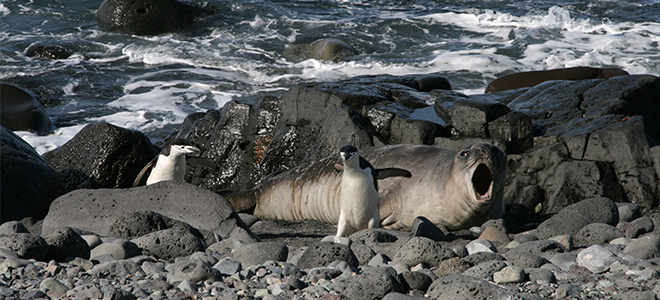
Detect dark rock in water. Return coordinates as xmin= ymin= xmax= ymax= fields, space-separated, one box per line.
xmin=24 ymin=44 xmax=73 ymax=60
xmin=44 ymin=227 xmax=90 ymax=262
xmin=283 ymin=38 xmax=358 ymax=62
xmin=0 ymin=233 xmax=49 ymax=260
xmin=0 ymin=83 xmax=52 ymax=135
xmin=297 ymin=242 xmax=359 ymax=269
xmin=535 ymin=197 xmax=619 ymax=240
xmin=42 ymin=181 xmax=258 ymax=242
xmin=133 ymin=229 xmax=205 ymax=261
xmin=97 ymin=0 xmax=215 ymax=35
xmin=42 ymin=122 xmax=160 ymax=191
xmin=1 ymin=126 xmax=65 ymax=223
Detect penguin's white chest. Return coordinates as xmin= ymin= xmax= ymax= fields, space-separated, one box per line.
xmin=339 ymin=168 xmax=379 ymax=228
xmin=146 ymin=154 xmax=187 ymax=185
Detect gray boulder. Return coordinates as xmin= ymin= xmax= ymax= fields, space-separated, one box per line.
xmin=283 ymin=38 xmax=359 ymax=62
xmin=426 ymin=274 xmax=525 ymax=300
xmin=1 ymin=126 xmax=65 ymax=223
xmin=392 ymin=237 xmax=456 ymax=268
xmin=167 ymin=259 xmax=220 ymax=284
xmin=573 ymin=223 xmax=624 ymax=248
xmin=44 ymin=227 xmax=90 ymax=261
xmin=42 ymin=181 xmax=258 ymax=242
xmin=108 ymin=210 xmax=216 ymax=246
xmin=132 ymin=229 xmax=205 ymax=261
xmin=297 ymin=242 xmax=358 ymax=269
xmin=0 ymin=83 xmax=52 ymax=134
xmin=535 ymin=197 xmax=619 ymax=239
xmin=90 ymin=239 xmax=141 ymax=260
xmin=349 ymin=229 xmax=410 ymax=260
xmin=42 ymin=122 xmax=159 ymax=191
xmin=232 ymin=242 xmax=288 ymax=268
xmin=333 ymin=267 xmax=405 ymax=300
xmin=97 ymin=0 xmax=214 ymax=35
xmin=88 ymin=259 xmax=146 ymax=278
xmin=0 ymin=233 xmax=48 ymax=260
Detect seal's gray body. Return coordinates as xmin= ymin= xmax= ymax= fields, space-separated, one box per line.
xmin=230 ymin=143 xmax=506 ymax=230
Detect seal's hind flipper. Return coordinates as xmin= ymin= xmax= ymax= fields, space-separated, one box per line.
xmin=376 ymin=168 xmax=412 ymax=179
xmin=187 ymin=157 xmax=220 ymax=171
xmin=133 ymin=159 xmax=156 ymax=187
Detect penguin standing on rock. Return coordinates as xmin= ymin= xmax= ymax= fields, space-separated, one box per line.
xmin=133 ymin=138 xmax=219 ymax=186
xmin=334 ymin=145 xmax=412 ymax=237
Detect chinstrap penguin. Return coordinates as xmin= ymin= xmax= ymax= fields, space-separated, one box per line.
xmin=133 ymin=138 xmax=219 ymax=186
xmin=334 ymin=145 xmax=411 ymax=237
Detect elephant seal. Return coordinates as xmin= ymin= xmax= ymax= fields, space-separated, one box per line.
xmin=485 ymin=67 xmax=629 ymax=93
xmin=229 ymin=142 xmax=506 ymax=230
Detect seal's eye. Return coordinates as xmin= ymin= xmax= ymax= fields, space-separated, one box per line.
xmin=460 ymin=150 xmax=468 ymax=157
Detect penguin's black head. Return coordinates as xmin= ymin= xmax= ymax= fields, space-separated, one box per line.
xmin=163 ymin=138 xmax=201 ymax=157
xmin=339 ymin=145 xmax=359 ymax=161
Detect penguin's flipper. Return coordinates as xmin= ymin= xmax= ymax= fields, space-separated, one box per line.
xmin=334 ymin=163 xmax=344 ymax=172
xmin=133 ymin=159 xmax=156 ymax=187
xmin=187 ymin=157 xmax=220 ymax=171
xmin=375 ymin=168 xmax=412 ymax=179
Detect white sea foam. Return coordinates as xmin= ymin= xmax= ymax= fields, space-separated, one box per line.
xmin=0 ymin=4 xmax=10 ymax=17
xmin=16 ymin=124 xmax=86 ymax=155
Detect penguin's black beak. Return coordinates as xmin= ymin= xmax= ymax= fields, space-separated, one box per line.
xmin=341 ymin=151 xmax=357 ymax=161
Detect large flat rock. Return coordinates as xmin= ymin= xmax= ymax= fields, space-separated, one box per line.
xmin=42 ymin=181 xmax=257 ymax=242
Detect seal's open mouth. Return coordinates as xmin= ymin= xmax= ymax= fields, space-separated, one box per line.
xmin=472 ymin=163 xmax=493 ymax=200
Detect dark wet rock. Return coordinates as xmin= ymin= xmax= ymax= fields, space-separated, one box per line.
xmin=333 ymin=266 xmax=404 ymax=300
xmin=283 ymin=38 xmax=359 ymax=62
xmin=535 ymin=197 xmax=619 ymax=239
xmin=0 ymin=233 xmax=48 ymax=260
xmin=297 ymin=242 xmax=358 ymax=269
xmin=488 ymin=111 xmax=534 ymax=154
xmin=539 ymin=160 xmax=623 ymax=214
xmin=24 ymin=44 xmax=73 ymax=60
xmin=44 ymin=227 xmax=90 ymax=261
xmin=232 ymin=241 xmax=288 ymax=268
xmin=97 ymin=0 xmax=215 ymax=35
xmin=426 ymin=274 xmax=525 ymax=300
xmin=574 ymin=223 xmax=624 ymax=248
xmin=1 ymin=126 xmax=65 ymax=223
xmin=448 ymin=98 xmax=511 ymax=137
xmin=42 ymin=181 xmax=257 ymax=242
xmin=133 ymin=229 xmax=205 ymax=262
xmin=0 ymin=83 xmax=52 ymax=134
xmin=42 ymin=122 xmax=160 ymax=191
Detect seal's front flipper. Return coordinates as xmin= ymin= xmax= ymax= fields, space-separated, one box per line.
xmin=187 ymin=157 xmax=220 ymax=171
xmin=133 ymin=159 xmax=155 ymax=187
xmin=334 ymin=163 xmax=344 ymax=172
xmin=376 ymin=168 xmax=412 ymax=179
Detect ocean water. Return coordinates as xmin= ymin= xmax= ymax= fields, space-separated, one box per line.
xmin=1 ymin=0 xmax=659 ymax=154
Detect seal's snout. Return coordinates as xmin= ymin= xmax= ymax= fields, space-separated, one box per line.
xmin=472 ymin=163 xmax=493 ymax=200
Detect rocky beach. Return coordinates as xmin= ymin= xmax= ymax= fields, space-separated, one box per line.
xmin=3 ymin=0 xmax=660 ymax=299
